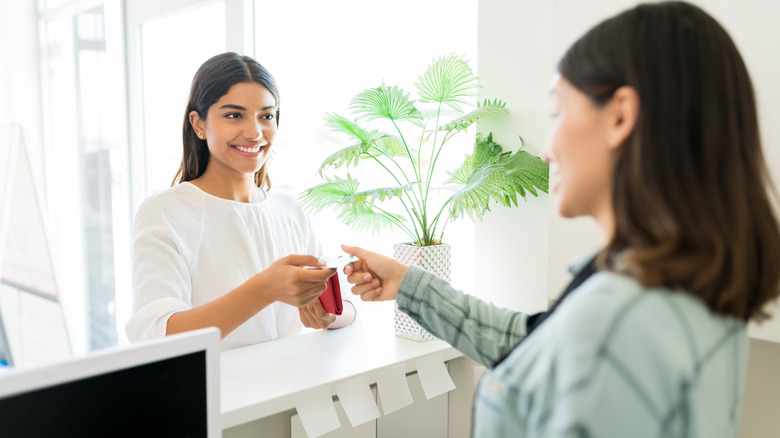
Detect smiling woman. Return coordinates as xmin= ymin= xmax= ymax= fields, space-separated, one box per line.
xmin=126 ymin=53 xmax=357 ymax=350
xmin=187 ymin=82 xmax=277 ymax=201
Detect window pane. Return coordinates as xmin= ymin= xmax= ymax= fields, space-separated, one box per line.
xmin=140 ymin=2 xmax=226 ymax=195
xmin=40 ymin=0 xmax=74 ymax=12
xmin=253 ymin=0 xmax=477 ymax=291
xmin=42 ymin=4 xmax=128 ymax=354
xmin=0 ymin=128 xmax=70 ymax=368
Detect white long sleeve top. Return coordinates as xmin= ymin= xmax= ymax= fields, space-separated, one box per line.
xmin=125 ymin=182 xmax=323 ymax=350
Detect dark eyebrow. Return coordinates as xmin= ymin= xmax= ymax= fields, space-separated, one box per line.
xmin=218 ymin=104 xmax=246 ymax=111
xmin=218 ymin=104 xmax=276 ymax=111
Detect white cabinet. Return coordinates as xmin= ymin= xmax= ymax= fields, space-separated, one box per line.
xmin=221 ymin=303 xmax=474 ymax=438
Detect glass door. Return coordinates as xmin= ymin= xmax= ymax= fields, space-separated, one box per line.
xmin=39 ymin=1 xmax=129 ymax=355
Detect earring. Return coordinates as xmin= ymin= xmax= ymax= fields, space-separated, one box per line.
xmin=197 ymin=132 xmax=205 ymax=140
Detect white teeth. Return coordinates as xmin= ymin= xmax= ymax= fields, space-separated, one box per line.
xmin=234 ymin=145 xmax=262 ymax=153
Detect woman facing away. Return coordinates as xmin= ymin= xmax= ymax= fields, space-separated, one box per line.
xmin=343 ymin=2 xmax=780 ymax=437
xmin=126 ymin=52 xmax=355 ymax=350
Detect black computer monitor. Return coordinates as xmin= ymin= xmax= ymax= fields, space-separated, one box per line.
xmin=0 ymin=328 xmax=221 ymax=438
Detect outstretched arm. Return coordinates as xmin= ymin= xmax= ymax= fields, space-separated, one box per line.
xmin=167 ymin=255 xmax=335 ymax=338
xmin=341 ymin=244 xmax=528 ymax=367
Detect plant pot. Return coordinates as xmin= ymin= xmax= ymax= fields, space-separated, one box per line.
xmin=392 ymin=243 xmax=451 ymax=342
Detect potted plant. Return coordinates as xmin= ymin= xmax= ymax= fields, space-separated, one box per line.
xmin=300 ymin=54 xmax=549 ymax=340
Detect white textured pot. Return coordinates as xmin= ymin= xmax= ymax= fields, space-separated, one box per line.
xmin=392 ymin=243 xmax=451 ymax=342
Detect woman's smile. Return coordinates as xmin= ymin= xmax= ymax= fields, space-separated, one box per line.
xmin=232 ymin=142 xmax=267 ymax=156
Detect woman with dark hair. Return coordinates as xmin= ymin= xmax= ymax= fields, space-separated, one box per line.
xmin=126 ymin=52 xmax=355 ymax=350
xmin=342 ymin=2 xmax=780 ymax=436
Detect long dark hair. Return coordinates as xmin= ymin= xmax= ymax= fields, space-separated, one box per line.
xmin=559 ymin=1 xmax=780 ymax=321
xmin=173 ymin=52 xmax=280 ymax=189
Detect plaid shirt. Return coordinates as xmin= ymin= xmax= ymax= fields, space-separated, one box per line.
xmin=398 ymin=264 xmax=747 ymax=437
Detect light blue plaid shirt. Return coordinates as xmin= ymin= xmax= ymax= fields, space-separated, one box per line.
xmin=397 ymin=265 xmax=747 ymax=437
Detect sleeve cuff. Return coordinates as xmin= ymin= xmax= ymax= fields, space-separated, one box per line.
xmin=125 ymin=297 xmax=190 ymax=342
xmin=397 ymin=265 xmax=435 ymax=316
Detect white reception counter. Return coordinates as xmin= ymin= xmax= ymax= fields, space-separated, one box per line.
xmin=220 ymin=301 xmax=477 ymax=437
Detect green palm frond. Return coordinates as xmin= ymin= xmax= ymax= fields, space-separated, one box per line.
xmin=446 ymin=166 xmax=506 ymax=221
xmin=349 ymin=83 xmax=424 ymax=127
xmin=415 ymin=53 xmax=479 ymax=112
xmin=336 ymin=204 xmax=406 ymax=234
xmin=440 ymin=99 xmax=509 ymax=133
xmin=316 ymin=144 xmax=364 ymax=176
xmin=445 ymin=133 xmax=549 ymax=220
xmin=298 ymin=175 xmax=359 ymax=213
xmin=499 ymin=149 xmax=550 ymax=206
xmin=472 ymin=132 xmax=504 ymax=167
xmin=445 ymin=150 xmax=475 ymax=185
xmin=444 ymin=133 xmax=504 ymax=220
xmin=320 ymin=116 xmax=405 ymax=176
xmin=369 ymin=136 xmax=407 ymax=159
xmin=350 ymin=184 xmax=411 ymax=207
xmin=323 ymin=113 xmax=378 ymax=143
xmin=446 ymin=132 xmax=502 ymax=184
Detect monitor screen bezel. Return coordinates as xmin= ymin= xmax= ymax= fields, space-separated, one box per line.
xmin=0 ymin=327 xmax=221 ymax=437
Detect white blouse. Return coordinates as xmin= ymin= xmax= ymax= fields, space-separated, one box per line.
xmin=126 ymin=182 xmax=323 ymax=350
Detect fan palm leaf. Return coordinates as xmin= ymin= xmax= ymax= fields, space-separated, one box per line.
xmin=316 ymin=144 xmax=364 ymax=176
xmin=446 ymin=132 xmax=503 ymax=184
xmin=446 ymin=165 xmax=505 ymax=221
xmin=445 ymin=134 xmax=549 ymax=220
xmin=499 ymin=150 xmax=550 ymax=206
xmin=300 ymin=174 xmax=412 ymax=212
xmin=350 ymin=184 xmax=411 ymax=207
xmin=337 ymin=204 xmax=406 ymax=234
xmin=445 ymin=150 xmax=475 ymax=186
xmin=370 ymin=136 xmax=407 ymax=159
xmin=349 ymin=83 xmax=424 ymax=127
xmin=440 ymin=99 xmax=509 ymax=133
xmin=298 ymin=175 xmax=359 ymax=213
xmin=318 ymin=134 xmax=414 ymax=176
xmin=415 ymin=53 xmax=479 ymax=112
xmin=323 ymin=112 xmax=378 ymax=144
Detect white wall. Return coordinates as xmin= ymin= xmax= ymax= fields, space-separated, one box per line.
xmin=740 ymin=339 xmax=780 ymax=437
xmin=473 ymin=1 xmax=553 ymax=314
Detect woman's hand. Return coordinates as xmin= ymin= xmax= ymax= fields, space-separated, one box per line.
xmin=255 ymin=255 xmax=335 ymax=307
xmin=299 ymin=299 xmax=337 ymax=329
xmin=341 ymin=244 xmax=408 ymax=301
xmin=167 ymin=255 xmax=334 ymax=339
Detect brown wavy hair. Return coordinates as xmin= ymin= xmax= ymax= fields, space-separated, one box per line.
xmin=172 ymin=52 xmax=280 ymax=189
xmin=559 ymin=1 xmax=780 ymax=321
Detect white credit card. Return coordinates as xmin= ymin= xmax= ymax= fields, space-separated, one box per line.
xmin=319 ymin=254 xmax=358 ymax=269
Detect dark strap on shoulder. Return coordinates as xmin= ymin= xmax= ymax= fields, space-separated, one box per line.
xmin=492 ymin=255 xmax=597 ymax=368
xmin=525 ymin=255 xmax=598 ymax=335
